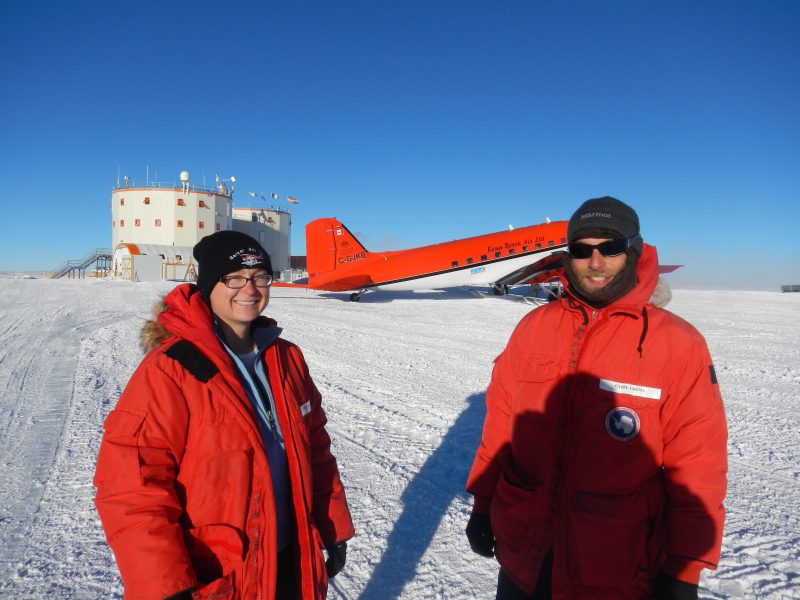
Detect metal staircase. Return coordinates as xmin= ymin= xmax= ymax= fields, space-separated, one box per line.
xmin=50 ymin=248 xmax=113 ymax=279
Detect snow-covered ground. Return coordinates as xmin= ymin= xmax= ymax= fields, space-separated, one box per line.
xmin=0 ymin=279 xmax=797 ymax=599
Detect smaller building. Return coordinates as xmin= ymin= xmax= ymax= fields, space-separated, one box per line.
xmin=111 ymin=244 xmax=196 ymax=282
xmin=231 ymin=206 xmax=291 ymax=277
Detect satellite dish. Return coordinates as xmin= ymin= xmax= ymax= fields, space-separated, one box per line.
xmin=179 ymin=171 xmax=190 ymax=183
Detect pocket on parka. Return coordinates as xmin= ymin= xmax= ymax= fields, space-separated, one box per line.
xmin=567 ymin=490 xmax=649 ymax=585
xmin=94 ymin=408 xmax=147 ymax=488
xmin=185 ymin=523 xmax=246 ymax=585
xmin=490 ymin=468 xmax=546 ymax=559
xmin=191 ymin=566 xmax=240 ymax=599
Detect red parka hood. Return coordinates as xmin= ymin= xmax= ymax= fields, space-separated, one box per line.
xmin=139 ymin=283 xmax=280 ymax=364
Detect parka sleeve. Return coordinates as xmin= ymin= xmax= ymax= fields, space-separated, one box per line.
xmin=465 ymin=332 xmax=518 ymax=514
xmin=289 ymin=346 xmax=355 ymax=546
xmin=93 ymin=359 xmax=198 ymax=599
xmin=660 ymin=336 xmax=728 ymax=584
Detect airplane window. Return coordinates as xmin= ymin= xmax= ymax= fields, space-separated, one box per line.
xmin=548 ymin=240 xmax=554 ymax=247
xmin=481 ymin=255 xmax=487 ymax=261
xmin=535 ymin=243 xmax=541 ymax=249
xmin=495 ymin=252 xmax=501 ymax=258
xmin=466 ymin=258 xmax=473 ymax=265
xmin=452 ymin=261 xmax=458 ymax=267
xmin=509 ymin=249 xmax=516 ymax=255
xmin=522 ymin=246 xmax=528 ymax=252
xmin=560 ymin=237 xmax=566 ymax=243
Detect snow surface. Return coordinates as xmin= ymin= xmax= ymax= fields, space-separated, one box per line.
xmin=0 ymin=279 xmax=798 ymax=599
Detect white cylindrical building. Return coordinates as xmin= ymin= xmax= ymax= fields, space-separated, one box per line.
xmin=111 ymin=172 xmax=232 ymax=249
xmin=109 ymin=171 xmax=291 ymax=282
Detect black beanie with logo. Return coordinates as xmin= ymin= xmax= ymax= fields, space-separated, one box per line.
xmin=193 ymin=230 xmax=273 ymax=301
xmin=567 ymin=196 xmax=643 ymax=254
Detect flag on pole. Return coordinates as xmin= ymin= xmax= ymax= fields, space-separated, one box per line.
xmin=287 ymin=196 xmax=299 ymax=204
xmin=247 ymin=192 xmax=258 ymax=197
xmin=271 ymin=193 xmax=279 ymax=200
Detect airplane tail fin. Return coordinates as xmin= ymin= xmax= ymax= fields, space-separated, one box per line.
xmin=306 ymin=218 xmax=370 ymax=288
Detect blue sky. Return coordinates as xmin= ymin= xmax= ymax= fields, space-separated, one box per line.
xmin=1 ymin=1 xmax=798 ymax=290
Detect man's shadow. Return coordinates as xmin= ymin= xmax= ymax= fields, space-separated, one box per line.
xmin=357 ymin=392 xmax=486 ymax=600
xmin=467 ymin=372 xmax=724 ymax=596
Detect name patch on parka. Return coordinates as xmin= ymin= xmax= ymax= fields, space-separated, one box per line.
xmin=599 ymin=378 xmax=661 ymax=400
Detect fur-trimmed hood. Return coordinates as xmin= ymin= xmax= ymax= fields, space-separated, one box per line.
xmin=650 ymin=276 xmax=672 ymax=309
xmin=140 ymin=299 xmax=171 ymax=353
xmin=139 ymin=284 xmax=282 ymax=358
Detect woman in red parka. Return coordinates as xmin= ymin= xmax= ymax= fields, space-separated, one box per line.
xmin=94 ymin=231 xmax=354 ymax=600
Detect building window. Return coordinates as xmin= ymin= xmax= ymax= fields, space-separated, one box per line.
xmin=199 ymin=200 xmax=207 ymax=208
xmin=120 ymin=198 xmax=125 ymax=206
xmin=199 ymin=221 xmax=205 ymax=229
xmin=112 ymin=221 xmax=115 ymax=228
xmin=177 ymin=220 xmax=184 ymax=228
xmin=216 ymin=223 xmax=221 ymax=231
xmin=120 ymin=219 xmax=125 ymax=227
xmin=144 ymin=197 xmax=150 ymax=205
xmin=176 ymin=255 xmax=183 ymax=261
xmin=155 ymin=219 xmax=161 ymax=227
xmin=177 ymin=198 xmax=186 ymax=206
xmin=135 ymin=219 xmax=141 ymax=227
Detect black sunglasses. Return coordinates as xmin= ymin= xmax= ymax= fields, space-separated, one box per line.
xmin=568 ymin=235 xmax=640 ymax=259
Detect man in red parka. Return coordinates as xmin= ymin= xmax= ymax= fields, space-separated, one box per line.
xmin=94 ymin=231 xmax=354 ymax=599
xmin=465 ymin=197 xmax=727 ymax=600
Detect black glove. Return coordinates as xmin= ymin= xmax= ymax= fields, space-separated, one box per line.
xmin=465 ymin=512 xmax=495 ymax=558
xmin=653 ymin=572 xmax=698 ymax=600
xmin=325 ymin=541 xmax=347 ymax=578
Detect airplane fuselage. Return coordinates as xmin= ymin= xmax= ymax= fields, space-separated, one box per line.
xmin=306 ymin=219 xmax=569 ymax=293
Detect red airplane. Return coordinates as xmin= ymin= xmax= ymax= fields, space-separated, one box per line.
xmin=303 ymin=217 xmax=571 ymax=301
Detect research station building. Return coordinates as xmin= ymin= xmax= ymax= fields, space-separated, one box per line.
xmin=110 ymin=171 xmax=290 ymax=282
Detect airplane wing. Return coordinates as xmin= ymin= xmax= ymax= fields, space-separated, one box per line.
xmin=501 ymin=254 xmax=682 ymax=287
xmin=496 ymin=251 xmax=568 ymax=287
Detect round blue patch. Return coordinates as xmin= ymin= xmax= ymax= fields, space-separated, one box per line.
xmin=605 ymin=407 xmax=641 ymax=441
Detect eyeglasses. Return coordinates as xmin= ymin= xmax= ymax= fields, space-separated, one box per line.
xmin=220 ymin=274 xmax=273 ymax=289
xmin=568 ymin=235 xmax=640 ymax=259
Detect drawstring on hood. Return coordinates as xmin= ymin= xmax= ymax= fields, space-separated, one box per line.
xmin=637 ymin=307 xmax=649 ymax=358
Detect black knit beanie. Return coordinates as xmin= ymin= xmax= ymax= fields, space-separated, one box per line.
xmin=567 ymin=196 xmax=643 ymax=255
xmin=193 ymin=230 xmax=273 ymax=301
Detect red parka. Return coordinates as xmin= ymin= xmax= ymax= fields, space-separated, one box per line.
xmin=466 ymin=244 xmax=727 ymax=599
xmin=94 ymin=284 xmax=355 ymax=599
